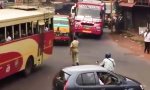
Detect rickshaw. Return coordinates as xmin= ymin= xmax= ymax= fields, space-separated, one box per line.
xmin=53 ymin=15 xmax=73 ymax=44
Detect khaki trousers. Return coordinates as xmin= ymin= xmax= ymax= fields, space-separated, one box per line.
xmin=71 ymin=51 xmax=79 ymax=65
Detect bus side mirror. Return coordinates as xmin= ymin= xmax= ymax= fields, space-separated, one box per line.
xmin=50 ymin=18 xmax=53 ymax=30
xmin=71 ymin=6 xmax=76 ymax=17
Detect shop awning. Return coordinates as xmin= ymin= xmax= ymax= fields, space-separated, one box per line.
xmin=119 ymin=2 xmax=136 ymax=8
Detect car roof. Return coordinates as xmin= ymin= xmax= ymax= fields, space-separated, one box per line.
xmin=79 ymin=1 xmax=103 ymax=5
xmin=62 ymin=65 xmax=107 ymax=75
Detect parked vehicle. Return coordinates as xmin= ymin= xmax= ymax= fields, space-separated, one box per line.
xmin=53 ymin=15 xmax=73 ymax=44
xmin=53 ymin=65 xmax=144 ymax=90
xmin=70 ymin=1 xmax=105 ymax=39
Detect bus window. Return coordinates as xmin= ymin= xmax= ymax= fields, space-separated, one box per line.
xmin=39 ymin=25 xmax=44 ymax=33
xmin=6 ymin=26 xmax=12 ymax=41
xmin=27 ymin=22 xmax=33 ymax=36
xmin=21 ymin=23 xmax=27 ymax=37
xmin=0 ymin=27 xmax=5 ymax=43
xmin=45 ymin=18 xmax=49 ymax=27
xmin=49 ymin=18 xmax=53 ymax=30
xmin=33 ymin=21 xmax=39 ymax=34
xmin=39 ymin=20 xmax=45 ymax=33
xmin=14 ymin=24 xmax=20 ymax=39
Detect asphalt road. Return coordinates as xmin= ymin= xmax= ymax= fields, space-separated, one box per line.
xmin=0 ymin=2 xmax=150 ymax=90
xmin=0 ymin=29 xmax=150 ymax=90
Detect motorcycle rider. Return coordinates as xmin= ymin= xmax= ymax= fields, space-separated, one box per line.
xmin=99 ymin=53 xmax=115 ymax=72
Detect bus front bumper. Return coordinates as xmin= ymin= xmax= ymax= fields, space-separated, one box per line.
xmin=54 ymin=36 xmax=70 ymax=41
xmin=74 ymin=29 xmax=103 ymax=35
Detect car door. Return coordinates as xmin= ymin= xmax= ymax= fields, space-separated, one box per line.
xmin=76 ymin=72 xmax=105 ymax=90
xmin=96 ymin=71 xmax=125 ymax=90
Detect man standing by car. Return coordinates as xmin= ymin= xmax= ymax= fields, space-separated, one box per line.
xmin=100 ymin=53 xmax=115 ymax=71
xmin=70 ymin=36 xmax=79 ymax=66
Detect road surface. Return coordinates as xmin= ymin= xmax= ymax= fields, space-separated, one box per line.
xmin=0 ymin=29 xmax=150 ymax=90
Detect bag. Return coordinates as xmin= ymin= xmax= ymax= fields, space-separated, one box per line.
xmin=108 ymin=58 xmax=115 ymax=67
xmin=101 ymin=64 xmax=104 ymax=67
xmin=101 ymin=63 xmax=105 ymax=67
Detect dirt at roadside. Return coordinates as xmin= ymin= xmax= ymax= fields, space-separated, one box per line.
xmin=109 ymin=31 xmax=150 ymax=61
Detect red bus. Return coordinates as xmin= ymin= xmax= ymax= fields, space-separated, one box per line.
xmin=0 ymin=6 xmax=55 ymax=79
xmin=71 ymin=1 xmax=105 ymax=39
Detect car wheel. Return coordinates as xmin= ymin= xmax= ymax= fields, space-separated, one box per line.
xmin=95 ymin=34 xmax=102 ymax=39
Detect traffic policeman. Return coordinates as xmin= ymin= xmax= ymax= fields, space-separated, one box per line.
xmin=70 ymin=36 xmax=79 ymax=66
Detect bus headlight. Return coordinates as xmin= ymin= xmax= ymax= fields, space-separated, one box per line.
xmin=96 ymin=27 xmax=101 ymax=31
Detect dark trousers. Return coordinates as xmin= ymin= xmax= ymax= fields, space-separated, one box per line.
xmin=144 ymin=42 xmax=150 ymax=53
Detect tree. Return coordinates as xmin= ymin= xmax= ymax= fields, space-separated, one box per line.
xmin=114 ymin=0 xmax=122 ymax=15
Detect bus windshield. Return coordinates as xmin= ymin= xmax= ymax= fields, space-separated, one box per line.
xmin=53 ymin=18 xmax=69 ymax=26
xmin=77 ymin=5 xmax=101 ymax=18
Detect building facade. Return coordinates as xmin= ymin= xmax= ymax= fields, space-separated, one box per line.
xmin=119 ymin=0 xmax=150 ymax=31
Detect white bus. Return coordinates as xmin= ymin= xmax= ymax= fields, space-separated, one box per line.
xmin=0 ymin=6 xmax=55 ymax=79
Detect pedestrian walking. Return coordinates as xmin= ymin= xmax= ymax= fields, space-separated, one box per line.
xmin=99 ymin=53 xmax=115 ymax=72
xmin=118 ymin=14 xmax=124 ymax=33
xmin=114 ymin=15 xmax=119 ymax=33
xmin=107 ymin=15 xmax=114 ymax=33
xmin=144 ymin=29 xmax=150 ymax=54
xmin=70 ymin=36 xmax=79 ymax=66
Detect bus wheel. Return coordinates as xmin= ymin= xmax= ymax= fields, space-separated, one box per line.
xmin=96 ymin=31 xmax=103 ymax=39
xmin=23 ymin=57 xmax=34 ymax=76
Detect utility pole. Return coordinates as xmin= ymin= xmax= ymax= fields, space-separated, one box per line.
xmin=109 ymin=0 xmax=113 ymax=33
xmin=110 ymin=0 xmax=112 ymax=15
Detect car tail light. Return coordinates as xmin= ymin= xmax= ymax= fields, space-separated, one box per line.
xmin=63 ymin=81 xmax=68 ymax=90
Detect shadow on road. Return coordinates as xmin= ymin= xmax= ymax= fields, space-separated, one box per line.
xmin=76 ymin=28 xmax=111 ymax=40
xmin=0 ymin=66 xmax=45 ymax=89
xmin=54 ymin=42 xmax=70 ymax=46
xmin=0 ymin=72 xmax=23 ymax=89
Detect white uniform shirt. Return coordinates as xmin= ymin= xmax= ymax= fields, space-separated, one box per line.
xmin=100 ymin=58 xmax=115 ymax=71
xmin=144 ymin=32 xmax=150 ymax=42
xmin=99 ymin=79 xmax=104 ymax=85
xmin=45 ymin=27 xmax=49 ymax=32
xmin=6 ymin=36 xmax=12 ymax=41
xmin=70 ymin=40 xmax=79 ymax=53
xmin=70 ymin=40 xmax=79 ymax=49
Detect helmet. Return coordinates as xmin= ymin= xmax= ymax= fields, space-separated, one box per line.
xmin=105 ymin=53 xmax=111 ymax=58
